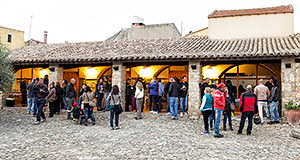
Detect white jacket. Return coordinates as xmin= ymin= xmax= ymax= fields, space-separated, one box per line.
xmin=135 ymin=87 xmax=144 ymax=99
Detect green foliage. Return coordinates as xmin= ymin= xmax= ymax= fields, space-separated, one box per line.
xmin=285 ymin=100 xmax=300 ymax=110
xmin=0 ymin=43 xmax=15 ymax=91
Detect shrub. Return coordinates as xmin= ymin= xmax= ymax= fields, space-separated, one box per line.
xmin=285 ymin=100 xmax=300 ymax=110
xmin=0 ymin=43 xmax=15 ymax=91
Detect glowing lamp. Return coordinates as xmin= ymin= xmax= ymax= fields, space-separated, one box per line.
xmin=39 ymin=69 xmax=48 ymax=78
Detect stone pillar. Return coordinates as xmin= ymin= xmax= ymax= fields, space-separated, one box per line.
xmin=281 ymin=59 xmax=298 ymax=124
xmin=112 ymin=62 xmax=126 ymax=110
xmin=49 ymin=64 xmax=63 ymax=86
xmin=188 ymin=61 xmax=202 ymax=119
xmin=0 ymin=91 xmax=2 ymax=109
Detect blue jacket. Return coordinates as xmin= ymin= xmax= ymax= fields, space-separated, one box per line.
xmin=148 ymin=82 xmax=159 ymax=96
xmin=27 ymin=82 xmax=35 ymax=98
xmin=158 ymin=82 xmax=164 ymax=96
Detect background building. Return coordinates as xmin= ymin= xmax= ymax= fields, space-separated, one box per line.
xmin=0 ymin=26 xmax=25 ymax=50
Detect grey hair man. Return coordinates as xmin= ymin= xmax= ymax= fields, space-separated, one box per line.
xmin=254 ymin=79 xmax=270 ymax=124
xmin=66 ymin=78 xmax=76 ymax=119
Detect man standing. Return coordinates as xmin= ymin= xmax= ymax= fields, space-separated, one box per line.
xmin=66 ymin=78 xmax=76 ymax=119
xmin=164 ymin=78 xmax=173 ymax=115
xmin=33 ymin=79 xmax=49 ymax=125
xmin=169 ymin=77 xmax=181 ymax=120
xmin=157 ymin=79 xmax=164 ymax=113
xmin=27 ymin=78 xmax=36 ymax=114
xmin=268 ymin=79 xmax=280 ymax=124
xmin=201 ymin=78 xmax=210 ymax=98
xmin=179 ymin=76 xmax=189 ymax=117
xmin=210 ymin=80 xmax=217 ymax=89
xmin=213 ymin=83 xmax=227 ymax=138
xmin=104 ymin=76 xmax=111 ymax=111
xmin=254 ymin=79 xmax=270 ymax=124
xmin=125 ymin=78 xmax=133 ymax=112
xmin=148 ymin=79 xmax=159 ymax=114
xmin=265 ymin=76 xmax=275 ymax=92
xmin=237 ymin=85 xmax=258 ymax=135
xmin=20 ymin=78 xmax=28 ymax=107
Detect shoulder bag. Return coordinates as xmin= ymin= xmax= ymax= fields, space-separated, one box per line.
xmin=112 ymin=94 xmax=123 ymax=114
xmin=86 ymin=92 xmax=96 ymax=108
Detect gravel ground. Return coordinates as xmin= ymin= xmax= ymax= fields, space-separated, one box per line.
xmin=0 ymin=107 xmax=299 ymax=159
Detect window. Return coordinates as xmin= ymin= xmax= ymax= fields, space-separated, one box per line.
xmin=7 ymin=34 xmax=12 ymax=43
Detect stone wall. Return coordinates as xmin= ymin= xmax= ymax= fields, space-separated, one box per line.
xmin=111 ymin=62 xmax=126 ymax=110
xmin=49 ymin=64 xmax=63 ymax=86
xmin=188 ymin=61 xmax=202 ymax=119
xmin=281 ymin=59 xmax=300 ymax=122
xmin=0 ymin=91 xmax=2 ymax=109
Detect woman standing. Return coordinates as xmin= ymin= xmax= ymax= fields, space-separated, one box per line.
xmin=95 ymin=78 xmax=104 ymax=111
xmin=200 ymin=87 xmax=213 ymax=135
xmin=46 ymin=82 xmax=57 ymax=118
xmin=107 ymin=85 xmax=121 ymax=130
xmin=81 ymin=86 xmax=96 ymax=126
xmin=135 ymin=80 xmax=144 ymax=119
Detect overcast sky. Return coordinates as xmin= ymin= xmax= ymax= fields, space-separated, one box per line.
xmin=0 ymin=0 xmax=298 ymax=44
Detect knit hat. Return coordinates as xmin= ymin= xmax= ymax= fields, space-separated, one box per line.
xmin=217 ymin=83 xmax=226 ymax=88
xmin=73 ymin=102 xmax=78 ymax=106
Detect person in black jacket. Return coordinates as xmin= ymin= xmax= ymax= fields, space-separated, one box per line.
xmin=223 ymin=92 xmax=234 ymax=131
xmin=55 ymin=82 xmax=64 ymax=115
xmin=33 ymin=78 xmax=49 ymax=125
xmin=164 ymin=77 xmax=174 ymax=114
xmin=201 ymin=78 xmax=210 ymax=98
xmin=268 ymin=79 xmax=280 ymax=124
xmin=95 ymin=78 xmax=104 ymax=111
xmin=125 ymin=78 xmax=133 ymax=111
xmin=20 ymin=78 xmax=28 ymax=107
xmin=103 ymin=76 xmax=111 ymax=111
xmin=62 ymin=80 xmax=68 ymax=110
xmin=169 ymin=77 xmax=181 ymax=120
xmin=66 ymin=78 xmax=76 ymax=119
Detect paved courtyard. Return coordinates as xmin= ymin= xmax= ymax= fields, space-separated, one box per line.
xmin=0 ymin=107 xmax=299 ymax=159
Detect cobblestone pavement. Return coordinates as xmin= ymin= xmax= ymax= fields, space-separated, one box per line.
xmin=0 ymin=107 xmax=299 ymax=159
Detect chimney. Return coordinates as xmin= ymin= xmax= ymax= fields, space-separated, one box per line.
xmin=132 ymin=16 xmax=145 ymax=26
xmin=43 ymin=31 xmax=48 ymax=44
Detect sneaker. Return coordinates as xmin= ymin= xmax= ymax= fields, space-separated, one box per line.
xmin=171 ymin=116 xmax=175 ymax=120
xmin=261 ymin=122 xmax=264 ymax=125
xmin=223 ymin=128 xmax=227 ymax=131
xmin=180 ymin=112 xmax=183 ymax=118
xmin=85 ymin=123 xmax=88 ymax=126
xmin=111 ymin=127 xmax=114 ymax=130
xmin=153 ymin=111 xmax=158 ymax=114
xmin=275 ymin=121 xmax=280 ymax=124
xmin=41 ymin=119 xmax=46 ymax=123
xmin=92 ymin=122 xmax=95 ymax=125
xmin=184 ymin=112 xmax=188 ymax=116
xmin=115 ymin=126 xmax=120 ymax=130
xmin=165 ymin=112 xmax=171 ymax=115
xmin=202 ymin=130 xmax=209 ymax=135
xmin=230 ymin=128 xmax=234 ymax=131
xmin=34 ymin=121 xmax=40 ymax=125
xmin=236 ymin=132 xmax=242 ymax=135
xmin=267 ymin=121 xmax=275 ymax=124
xmin=214 ymin=134 xmax=224 ymax=138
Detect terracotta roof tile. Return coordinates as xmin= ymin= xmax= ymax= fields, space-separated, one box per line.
xmin=10 ymin=35 xmax=300 ymax=65
xmin=208 ymin=5 xmax=293 ymax=18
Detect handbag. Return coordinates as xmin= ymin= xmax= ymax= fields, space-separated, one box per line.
xmin=112 ymin=94 xmax=123 ymax=114
xmin=85 ymin=93 xmax=96 ymax=108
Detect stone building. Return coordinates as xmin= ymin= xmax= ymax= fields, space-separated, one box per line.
xmin=0 ymin=26 xmax=26 ymax=50
xmin=8 ymin=5 xmax=300 ymax=119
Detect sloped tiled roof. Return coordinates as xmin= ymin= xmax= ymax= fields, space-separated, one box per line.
xmin=208 ymin=5 xmax=293 ymax=18
xmin=10 ymin=35 xmax=300 ymax=65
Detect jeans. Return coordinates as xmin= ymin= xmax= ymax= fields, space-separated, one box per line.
xmin=180 ymin=96 xmax=188 ymax=113
xmin=150 ymin=95 xmax=158 ymax=111
xmin=66 ymin=97 xmax=75 ymax=119
xmin=223 ymin=111 xmax=232 ymax=129
xmin=158 ymin=96 xmax=162 ymax=112
xmin=78 ymin=96 xmax=83 ymax=107
xmin=105 ymin=93 xmax=110 ymax=110
xmin=166 ymin=95 xmax=170 ymax=113
xmin=136 ymin=98 xmax=143 ymax=118
xmin=110 ymin=108 xmax=119 ymax=127
xmin=170 ymin=97 xmax=179 ymax=118
xmin=202 ymin=110 xmax=212 ymax=132
xmin=27 ymin=97 xmax=35 ymax=114
xmin=84 ymin=107 xmax=95 ymax=123
xmin=258 ymin=101 xmax=268 ymax=123
xmin=209 ymin=110 xmax=215 ymax=129
xmin=96 ymin=93 xmax=104 ymax=111
xmin=36 ymin=99 xmax=46 ymax=122
xmin=63 ymin=97 xmax=67 ymax=110
xmin=270 ymin=101 xmax=279 ymax=121
xmin=32 ymin=98 xmax=38 ymax=116
xmin=238 ymin=111 xmax=254 ymax=134
xmin=214 ymin=109 xmax=223 ymax=136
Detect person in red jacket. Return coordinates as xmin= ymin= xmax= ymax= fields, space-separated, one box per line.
xmin=237 ymin=85 xmax=258 ymax=135
xmin=213 ymin=83 xmax=227 ymax=138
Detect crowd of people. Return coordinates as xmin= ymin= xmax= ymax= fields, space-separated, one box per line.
xmin=20 ymin=74 xmax=281 ymax=136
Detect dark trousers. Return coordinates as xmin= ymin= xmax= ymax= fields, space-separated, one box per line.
xmin=209 ymin=110 xmax=215 ymax=129
xmin=110 ymin=108 xmax=119 ymax=127
xmin=202 ymin=110 xmax=212 ymax=132
xmin=55 ymin=99 xmax=61 ymax=114
xmin=158 ymin=96 xmax=162 ymax=112
xmin=238 ymin=111 xmax=255 ymax=134
xmin=96 ymin=93 xmax=104 ymax=111
xmin=223 ymin=111 xmax=233 ymax=129
xmin=21 ymin=91 xmax=27 ymax=106
xmin=149 ymin=95 xmax=158 ymax=111
xmin=125 ymin=95 xmax=131 ymax=111
xmin=36 ymin=99 xmax=46 ymax=122
xmin=49 ymin=101 xmax=55 ymax=117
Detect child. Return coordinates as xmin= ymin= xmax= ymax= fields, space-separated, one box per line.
xmin=71 ymin=102 xmax=80 ymax=122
